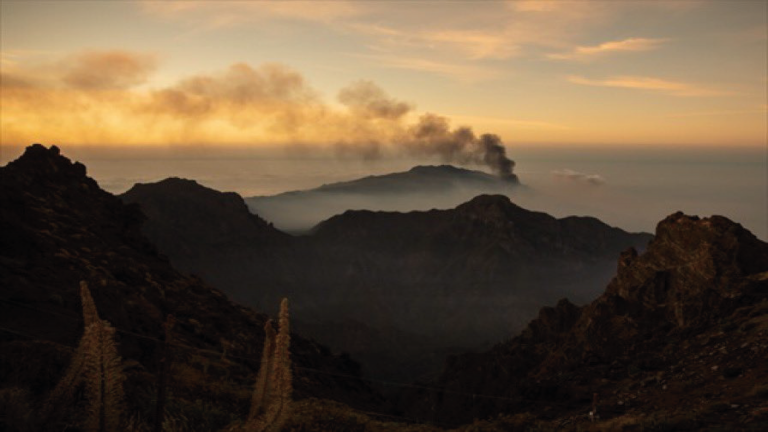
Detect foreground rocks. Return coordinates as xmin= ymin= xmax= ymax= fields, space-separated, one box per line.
xmin=399 ymin=212 xmax=768 ymax=430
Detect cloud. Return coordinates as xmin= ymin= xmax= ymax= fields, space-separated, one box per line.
xmin=139 ymin=0 xmax=361 ymax=30
xmin=567 ymin=75 xmax=732 ymax=97
xmin=1 ymin=55 xmax=333 ymax=146
xmin=61 ymin=51 xmax=158 ymax=90
xmin=148 ymin=62 xmax=316 ymax=116
xmin=338 ymin=81 xmax=412 ymax=120
xmin=1 ymin=49 xmax=157 ymax=90
xmin=448 ymin=114 xmax=569 ymax=131
xmin=415 ymin=30 xmax=520 ymax=60
xmin=0 ymin=49 xmax=57 ymax=67
xmin=0 ymin=51 xmax=515 ymax=177
xmin=667 ymin=108 xmax=768 ymax=118
xmin=547 ymin=37 xmax=667 ymax=60
xmin=351 ymin=25 xmax=518 ymax=60
xmin=356 ymin=53 xmax=501 ymax=82
xmin=552 ymin=169 xmax=605 ymax=186
xmin=136 ymin=1 xmax=613 ymax=82
xmin=348 ymin=4 xmax=595 ymax=62
xmin=139 ymin=0 xmax=361 ymax=28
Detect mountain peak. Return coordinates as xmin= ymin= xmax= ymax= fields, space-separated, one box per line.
xmin=122 ymin=177 xmax=285 ymax=245
xmin=153 ymin=176 xmax=201 ymax=187
xmin=407 ymin=164 xmax=472 ymax=174
xmin=6 ymin=144 xmax=90 ymax=185
xmin=127 ymin=177 xmax=216 ymax=195
xmin=405 ymin=164 xmax=519 ymax=183
xmin=454 ymin=194 xmax=532 ymax=225
xmin=460 ymin=193 xmax=515 ymax=207
xmin=604 ymin=211 xmax=768 ymax=328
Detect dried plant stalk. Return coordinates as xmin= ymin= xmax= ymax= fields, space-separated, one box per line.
xmin=243 ymin=299 xmax=293 ymax=432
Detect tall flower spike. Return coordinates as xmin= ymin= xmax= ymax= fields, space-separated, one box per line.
xmin=275 ymin=298 xmax=292 ymax=404
xmin=243 ymin=299 xmax=292 ymax=432
xmin=43 ymin=281 xmax=125 ymax=431
xmin=80 ymin=281 xmax=100 ymax=326
xmin=248 ymin=319 xmax=275 ymax=422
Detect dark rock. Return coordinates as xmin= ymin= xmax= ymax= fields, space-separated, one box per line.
xmin=0 ymin=145 xmax=381 ymax=415
xmin=398 ymin=209 xmax=768 ymax=425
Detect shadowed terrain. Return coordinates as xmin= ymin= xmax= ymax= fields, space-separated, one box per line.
xmin=122 ymin=171 xmax=651 ymax=383
xmin=0 ymin=145 xmax=380 ymax=430
xmin=397 ymin=212 xmax=768 ymax=428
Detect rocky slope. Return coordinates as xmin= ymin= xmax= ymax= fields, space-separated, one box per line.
xmin=0 ymin=145 xmax=380 ymax=428
xmin=246 ymin=164 xmax=520 ymax=232
xmin=305 ymin=195 xmax=652 ymax=341
xmin=122 ymin=178 xmax=298 ymax=308
xmin=398 ymin=212 xmax=768 ymax=429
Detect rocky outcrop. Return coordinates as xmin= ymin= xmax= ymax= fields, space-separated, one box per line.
xmin=400 ymin=210 xmax=768 ymax=426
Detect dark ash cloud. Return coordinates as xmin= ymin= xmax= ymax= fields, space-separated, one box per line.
xmin=403 ymin=114 xmax=516 ymax=179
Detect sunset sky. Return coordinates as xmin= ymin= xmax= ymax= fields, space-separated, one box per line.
xmin=1 ymin=0 xmax=766 ymax=152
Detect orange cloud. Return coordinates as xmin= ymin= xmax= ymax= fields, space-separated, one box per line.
xmin=355 ymin=53 xmax=501 ymax=82
xmin=1 ymin=52 xmax=521 ymax=174
xmin=338 ymin=80 xmax=413 ymax=120
xmin=567 ymin=75 xmax=732 ymax=97
xmin=1 ymin=52 xmax=493 ymax=155
xmin=1 ymin=49 xmax=157 ymax=90
xmin=547 ymin=37 xmax=667 ymax=60
xmin=146 ymin=62 xmax=317 ymax=117
xmin=61 ymin=51 xmax=157 ymax=90
xmin=139 ymin=0 xmax=361 ymax=28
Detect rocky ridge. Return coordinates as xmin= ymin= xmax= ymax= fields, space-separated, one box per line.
xmin=399 ymin=212 xmax=768 ymax=429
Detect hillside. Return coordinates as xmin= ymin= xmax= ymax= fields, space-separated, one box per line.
xmin=122 ymin=178 xmax=299 ymax=308
xmin=0 ymin=145 xmax=380 ymax=430
xmin=121 ymin=179 xmax=650 ymax=383
xmin=397 ymin=211 xmax=768 ymax=429
xmin=305 ymin=194 xmax=652 ymax=341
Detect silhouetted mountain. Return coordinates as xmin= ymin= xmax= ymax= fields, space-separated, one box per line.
xmin=314 ymin=165 xmax=518 ymax=194
xmin=122 ymin=178 xmax=650 ymax=383
xmin=305 ymin=195 xmax=651 ymax=340
xmin=122 ymin=177 xmax=298 ymax=308
xmin=246 ymin=164 xmax=521 ymax=232
xmin=399 ymin=212 xmax=768 ymax=428
xmin=0 ymin=145 xmax=380 ymax=427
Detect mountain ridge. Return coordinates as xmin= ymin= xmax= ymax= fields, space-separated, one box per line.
xmin=246 ymin=164 xmax=522 ymax=232
xmin=121 ymin=173 xmax=651 ymax=382
xmin=398 ymin=210 xmax=768 ymax=427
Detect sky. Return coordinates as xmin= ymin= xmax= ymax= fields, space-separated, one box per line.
xmin=1 ymin=0 xmax=766 ymax=154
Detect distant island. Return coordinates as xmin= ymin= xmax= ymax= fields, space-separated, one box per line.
xmin=246 ymin=164 xmax=521 ymax=232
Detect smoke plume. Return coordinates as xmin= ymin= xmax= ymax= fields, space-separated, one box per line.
xmin=403 ymin=114 xmax=516 ymax=179
xmin=331 ymin=84 xmax=516 ymax=178
xmin=338 ymin=80 xmax=412 ymax=120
